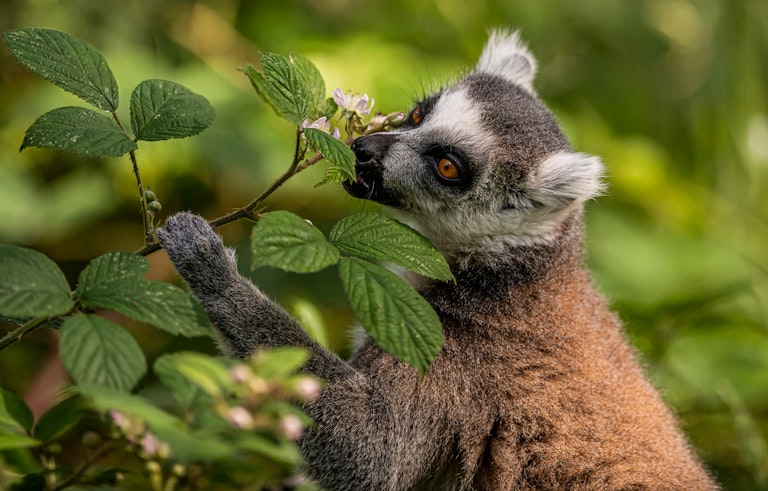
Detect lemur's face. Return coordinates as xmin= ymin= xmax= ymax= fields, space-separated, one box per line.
xmin=345 ymin=31 xmax=604 ymax=265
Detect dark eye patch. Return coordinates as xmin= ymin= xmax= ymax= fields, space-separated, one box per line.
xmin=401 ymin=93 xmax=441 ymax=129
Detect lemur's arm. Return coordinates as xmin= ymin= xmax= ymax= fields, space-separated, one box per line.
xmin=158 ymin=212 xmax=448 ymax=489
xmin=158 ymin=212 xmax=351 ymax=382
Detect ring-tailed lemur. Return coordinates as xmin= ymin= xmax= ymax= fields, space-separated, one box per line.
xmin=159 ymin=30 xmax=718 ymax=490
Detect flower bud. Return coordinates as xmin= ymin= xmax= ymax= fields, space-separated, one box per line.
xmin=294 ymin=377 xmax=322 ymax=403
xmin=148 ymin=200 xmax=162 ymax=213
xmin=82 ymin=431 xmax=101 ymax=449
xmin=172 ymin=464 xmax=186 ymax=478
xmin=144 ymin=189 xmax=157 ymax=202
xmin=229 ymin=364 xmax=252 ymax=384
xmin=246 ymin=376 xmax=269 ymax=396
xmin=227 ymin=406 xmax=255 ymax=429
xmin=45 ymin=442 xmax=62 ymax=455
xmin=280 ymin=414 xmax=304 ymax=440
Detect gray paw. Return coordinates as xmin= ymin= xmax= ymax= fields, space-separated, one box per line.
xmin=158 ymin=212 xmax=236 ymax=286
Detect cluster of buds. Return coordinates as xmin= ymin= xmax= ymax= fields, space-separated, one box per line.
xmin=222 ymin=361 xmax=321 ymax=441
xmin=364 ymin=111 xmax=406 ymax=134
xmin=110 ymin=410 xmax=171 ymax=460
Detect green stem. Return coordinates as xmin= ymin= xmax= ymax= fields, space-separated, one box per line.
xmin=112 ymin=112 xmax=153 ymax=247
xmin=0 ymin=316 xmax=49 ymax=351
xmin=134 ymin=131 xmax=353 ymax=257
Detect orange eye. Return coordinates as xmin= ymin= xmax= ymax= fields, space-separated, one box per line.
xmin=410 ymin=107 xmax=423 ymax=125
xmin=436 ymin=158 xmax=459 ymax=180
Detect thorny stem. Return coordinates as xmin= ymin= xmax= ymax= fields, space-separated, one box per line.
xmin=50 ymin=444 xmax=113 ymax=491
xmin=135 ymin=133 xmax=353 ymax=257
xmin=112 ymin=112 xmax=154 ymax=247
xmin=0 ymin=316 xmax=49 ymax=351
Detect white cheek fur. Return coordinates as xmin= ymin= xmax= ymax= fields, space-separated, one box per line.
xmin=392 ymin=151 xmax=605 ymax=267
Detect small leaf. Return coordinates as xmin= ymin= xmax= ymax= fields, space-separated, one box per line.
xmin=154 ymin=352 xmax=234 ymax=399
xmin=315 ymin=162 xmax=349 ymax=187
xmin=252 ymin=347 xmax=309 ymax=380
xmin=21 ymin=106 xmax=137 ymax=158
xmin=251 ymin=211 xmax=340 ymax=273
xmin=304 ymin=128 xmax=355 ymax=182
xmin=330 ymin=213 xmax=454 ymax=282
xmin=338 ymin=258 xmax=444 ymax=375
xmin=241 ymin=53 xmax=309 ymax=125
xmin=0 ymin=387 xmax=34 ymax=433
xmin=154 ymin=354 xmax=213 ymax=409
xmin=59 ymin=314 xmax=147 ymax=392
xmin=33 ymin=396 xmax=86 ymax=442
xmin=76 ymin=253 xmax=211 ymax=338
xmin=3 ymin=28 xmax=119 ymax=111
xmin=320 ymin=97 xmax=339 ymax=120
xmin=0 ymin=433 xmax=40 ymax=451
xmin=0 ymin=245 xmax=74 ymax=318
xmin=130 ymin=79 xmax=215 ymax=141
xmin=290 ymin=53 xmax=325 ymax=119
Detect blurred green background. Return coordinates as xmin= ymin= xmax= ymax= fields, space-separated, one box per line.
xmin=0 ymin=0 xmax=766 ymax=489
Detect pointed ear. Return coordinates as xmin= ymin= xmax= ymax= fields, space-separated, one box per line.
xmin=525 ymin=152 xmax=606 ymax=208
xmin=475 ymin=29 xmax=537 ymax=92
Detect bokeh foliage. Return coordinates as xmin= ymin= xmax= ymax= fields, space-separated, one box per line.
xmin=0 ymin=0 xmax=766 ymax=489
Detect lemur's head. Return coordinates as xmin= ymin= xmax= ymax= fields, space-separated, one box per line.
xmin=345 ymin=30 xmax=604 ymax=267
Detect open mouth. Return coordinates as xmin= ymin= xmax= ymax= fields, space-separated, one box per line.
xmin=343 ymin=167 xmax=377 ymax=199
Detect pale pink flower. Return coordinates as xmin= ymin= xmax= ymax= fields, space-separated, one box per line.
xmin=333 ymin=88 xmax=374 ymax=116
xmin=302 ymin=116 xmax=341 ymax=139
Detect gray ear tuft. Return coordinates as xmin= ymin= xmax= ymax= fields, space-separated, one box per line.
xmin=526 ymin=152 xmax=607 ymax=208
xmin=475 ymin=29 xmax=538 ymax=92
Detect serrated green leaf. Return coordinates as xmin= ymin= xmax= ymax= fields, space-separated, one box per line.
xmin=154 ymin=354 xmax=213 ymax=409
xmin=304 ymin=128 xmax=355 ymax=182
xmin=33 ymin=396 xmax=86 ymax=442
xmin=3 ymin=28 xmax=119 ymax=111
xmin=76 ymin=253 xmax=211 ymax=338
xmin=290 ymin=53 xmax=325 ymax=119
xmin=0 ymin=387 xmax=34 ymax=433
xmin=320 ymin=97 xmax=339 ymax=121
xmin=79 ymin=386 xmax=233 ymax=462
xmin=338 ymin=258 xmax=444 ymax=375
xmin=330 ymin=213 xmax=454 ymax=282
xmin=21 ymin=107 xmax=137 ymax=157
xmin=76 ymin=252 xmax=149 ymax=297
xmin=0 ymin=245 xmax=73 ymax=318
xmin=130 ymin=79 xmax=215 ymax=141
xmin=0 ymin=433 xmax=40 ymax=451
xmin=251 ymin=211 xmax=340 ymax=273
xmin=315 ymin=162 xmax=348 ymax=187
xmin=59 ymin=314 xmax=147 ymax=392
xmin=241 ymin=53 xmax=309 ymax=125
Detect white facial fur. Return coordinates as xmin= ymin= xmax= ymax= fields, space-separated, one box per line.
xmin=393 ymin=150 xmax=604 ymax=267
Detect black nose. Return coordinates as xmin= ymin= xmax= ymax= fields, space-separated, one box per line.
xmin=351 ymin=133 xmax=398 ymax=165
